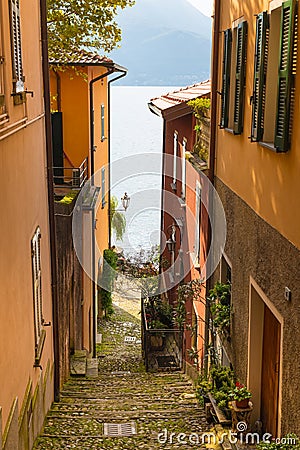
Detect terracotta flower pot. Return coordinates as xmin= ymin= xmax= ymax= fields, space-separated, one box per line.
xmin=235 ymin=398 xmax=250 ymax=408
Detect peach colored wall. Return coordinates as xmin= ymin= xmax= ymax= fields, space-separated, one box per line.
xmin=50 ymin=68 xmax=90 ymax=168
xmin=50 ymin=65 xmax=109 ymax=263
xmin=0 ymin=0 xmax=54 ymax=429
xmin=216 ymin=0 xmax=300 ymax=250
xmin=89 ymin=66 xmax=110 ymax=258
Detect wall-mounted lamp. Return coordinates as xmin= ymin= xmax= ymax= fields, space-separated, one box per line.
xmin=166 ymin=223 xmax=177 ymax=253
xmin=121 ymin=192 xmax=130 ymax=211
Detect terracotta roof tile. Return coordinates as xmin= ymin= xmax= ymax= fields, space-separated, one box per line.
xmin=150 ymin=80 xmax=211 ymax=112
xmin=49 ymin=49 xmax=114 ymax=66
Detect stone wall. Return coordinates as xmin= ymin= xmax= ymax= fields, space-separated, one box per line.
xmin=55 ymin=198 xmax=83 ymax=389
xmin=214 ymin=177 xmax=300 ymax=435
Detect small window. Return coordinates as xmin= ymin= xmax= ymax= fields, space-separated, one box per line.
xmin=9 ymin=0 xmax=24 ymax=94
xmin=31 ymin=227 xmax=45 ymax=364
xmin=181 ymin=138 xmax=187 ymax=200
xmin=101 ymin=104 xmax=105 ymax=142
xmin=101 ymin=167 xmax=106 ymax=208
xmin=172 ymin=131 xmax=178 ymax=189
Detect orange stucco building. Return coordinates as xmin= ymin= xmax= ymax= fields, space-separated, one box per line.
xmin=210 ymin=0 xmax=300 ymax=435
xmin=149 ymin=81 xmax=211 ymax=377
xmin=0 ymin=0 xmax=55 ymax=447
xmin=49 ymin=54 xmax=127 ymax=365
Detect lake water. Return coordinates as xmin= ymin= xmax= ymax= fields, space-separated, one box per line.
xmin=110 ymin=86 xmax=179 ymax=254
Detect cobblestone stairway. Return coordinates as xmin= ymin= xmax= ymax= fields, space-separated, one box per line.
xmin=34 ymin=295 xmax=211 ymax=449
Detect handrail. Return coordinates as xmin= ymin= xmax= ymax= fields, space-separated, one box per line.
xmin=53 ymin=157 xmax=88 ymax=188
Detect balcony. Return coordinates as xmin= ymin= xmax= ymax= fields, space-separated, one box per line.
xmin=53 ymin=157 xmax=88 ymax=198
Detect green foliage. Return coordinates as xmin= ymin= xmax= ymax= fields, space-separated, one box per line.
xmin=187 ymin=97 xmax=211 ymax=162
xmin=210 ymin=365 xmax=234 ymax=391
xmin=175 ymin=279 xmax=204 ymax=330
xmin=110 ymin=196 xmax=126 ymax=241
xmin=145 ymin=295 xmax=174 ymax=330
xmin=99 ymin=248 xmax=118 ymax=318
xmin=56 ymin=190 xmax=78 ymax=204
xmin=257 ymin=434 xmax=300 ymax=450
xmin=229 ymin=382 xmax=251 ymax=401
xmin=209 ymin=282 xmax=231 ymax=334
xmin=196 ymin=365 xmax=234 ymax=414
xmin=47 ymin=0 xmax=135 ymax=60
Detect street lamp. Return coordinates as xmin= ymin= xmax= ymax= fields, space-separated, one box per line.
xmin=121 ymin=192 xmax=130 ymax=211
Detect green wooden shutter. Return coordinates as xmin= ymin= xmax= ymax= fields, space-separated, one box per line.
xmin=274 ymin=0 xmax=297 ymax=152
xmin=10 ymin=0 xmax=24 ymax=93
xmin=233 ymin=21 xmax=248 ymax=134
xmin=251 ymin=12 xmax=269 ymax=142
xmin=220 ymin=29 xmax=232 ymax=129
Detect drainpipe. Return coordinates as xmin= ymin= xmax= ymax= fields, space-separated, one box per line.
xmin=204 ymin=0 xmax=221 ymax=375
xmin=107 ymin=69 xmax=127 ymax=248
xmin=40 ymin=0 xmax=60 ymax=401
xmin=89 ymin=69 xmax=114 ymax=358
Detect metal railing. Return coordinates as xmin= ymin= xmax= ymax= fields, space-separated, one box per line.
xmin=53 ymin=157 xmax=88 ymax=188
xmin=141 ymin=296 xmax=183 ymax=372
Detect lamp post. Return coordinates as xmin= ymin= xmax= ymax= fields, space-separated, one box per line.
xmin=121 ymin=192 xmax=130 ymax=211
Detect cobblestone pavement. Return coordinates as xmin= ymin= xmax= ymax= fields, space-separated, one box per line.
xmin=34 ymin=292 xmax=212 ymax=449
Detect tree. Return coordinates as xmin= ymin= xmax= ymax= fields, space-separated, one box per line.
xmin=110 ymin=195 xmax=126 ymax=241
xmin=47 ymin=0 xmax=135 ymax=59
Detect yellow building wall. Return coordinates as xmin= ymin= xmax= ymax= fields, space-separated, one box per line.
xmin=215 ymin=0 xmax=300 ymax=250
xmin=0 ymin=0 xmax=54 ymax=437
xmin=89 ymin=66 xmax=110 ymax=261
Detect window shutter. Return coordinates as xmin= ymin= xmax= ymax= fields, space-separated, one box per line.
xmin=194 ymin=181 xmax=201 ymax=262
xmin=220 ymin=29 xmax=232 ymax=129
xmin=251 ymin=12 xmax=269 ymax=142
xmin=101 ymin=104 xmax=105 ymax=141
xmin=10 ymin=0 xmax=24 ymax=93
xmin=31 ymin=228 xmax=42 ymax=346
xmin=274 ymin=0 xmax=297 ymax=152
xmin=233 ymin=21 xmax=248 ymax=135
xmin=101 ymin=167 xmax=106 ymax=208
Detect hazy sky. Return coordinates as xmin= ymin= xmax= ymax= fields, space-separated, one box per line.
xmin=187 ymin=0 xmax=213 ymax=17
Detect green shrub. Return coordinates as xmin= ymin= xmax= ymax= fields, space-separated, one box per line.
xmin=257 ymin=434 xmax=300 ymax=450
xmin=99 ymin=248 xmax=118 ymax=318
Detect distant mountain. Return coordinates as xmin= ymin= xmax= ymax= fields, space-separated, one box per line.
xmin=109 ymin=0 xmax=212 ymax=86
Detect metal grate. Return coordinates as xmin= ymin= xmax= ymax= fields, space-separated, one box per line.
xmin=103 ymin=422 xmax=137 ymax=437
xmin=124 ymin=336 xmax=136 ymax=344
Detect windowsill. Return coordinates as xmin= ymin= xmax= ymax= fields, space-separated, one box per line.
xmin=224 ymin=127 xmax=235 ymax=135
xmin=178 ymin=197 xmax=186 ymax=207
xmin=170 ymin=182 xmax=177 ymax=191
xmin=258 ymin=141 xmax=277 ymax=152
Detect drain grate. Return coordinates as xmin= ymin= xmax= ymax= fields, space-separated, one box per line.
xmin=124 ymin=336 xmax=136 ymax=343
xmin=103 ymin=422 xmax=137 ymax=437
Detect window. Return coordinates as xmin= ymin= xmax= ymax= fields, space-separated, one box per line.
xmin=194 ymin=181 xmax=201 ymax=263
xmin=31 ymin=227 xmax=45 ymax=364
xmin=251 ymin=12 xmax=269 ymax=142
xmin=101 ymin=104 xmax=105 ymax=142
xmin=9 ymin=0 xmax=24 ymax=95
xmin=181 ymin=138 xmax=187 ymax=200
xmin=251 ymin=0 xmax=297 ymax=151
xmin=220 ymin=22 xmax=248 ymax=134
xmin=220 ymin=28 xmax=232 ymax=129
xmin=172 ymin=131 xmax=178 ymax=189
xmin=233 ymin=21 xmax=248 ymax=134
xmin=101 ymin=167 xmax=106 ymax=208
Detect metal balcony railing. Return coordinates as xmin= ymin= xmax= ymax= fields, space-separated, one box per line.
xmin=53 ymin=157 xmax=88 ymax=188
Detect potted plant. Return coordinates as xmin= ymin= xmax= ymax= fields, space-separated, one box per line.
xmin=229 ymin=382 xmax=251 ymax=408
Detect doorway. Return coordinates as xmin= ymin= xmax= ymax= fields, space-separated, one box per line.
xmin=248 ymin=282 xmax=282 ymax=436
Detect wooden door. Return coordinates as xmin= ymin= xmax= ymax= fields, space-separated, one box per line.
xmin=261 ymin=306 xmax=281 ymax=435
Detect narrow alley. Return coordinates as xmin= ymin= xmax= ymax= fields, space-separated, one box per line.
xmin=33 ymin=289 xmax=210 ymax=449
